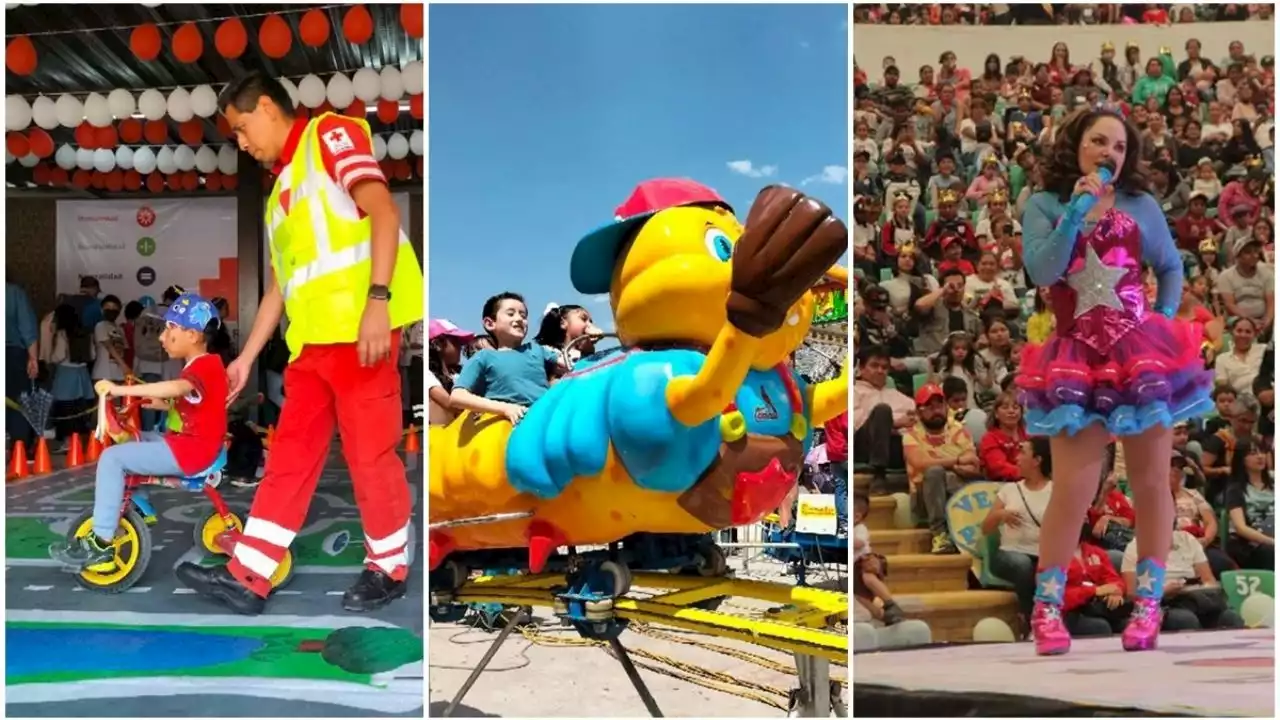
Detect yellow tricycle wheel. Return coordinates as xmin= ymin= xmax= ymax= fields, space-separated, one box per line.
xmin=70 ymin=508 xmax=152 ymax=593
xmin=270 ymin=549 xmax=295 ymax=591
xmin=196 ymin=512 xmax=244 ymax=555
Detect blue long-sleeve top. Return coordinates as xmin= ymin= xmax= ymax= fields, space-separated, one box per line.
xmin=5 ymin=282 xmax=38 ymax=350
xmin=1021 ymin=190 xmax=1182 ymax=313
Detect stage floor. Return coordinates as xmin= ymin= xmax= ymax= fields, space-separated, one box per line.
xmin=853 ymin=629 xmax=1274 ymax=717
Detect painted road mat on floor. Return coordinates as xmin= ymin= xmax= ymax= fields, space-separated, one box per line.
xmin=5 ymin=457 xmax=424 ymax=717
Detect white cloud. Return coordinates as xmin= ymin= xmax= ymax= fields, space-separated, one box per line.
xmin=726 ymin=160 xmax=779 ymax=178
xmin=801 ymin=165 xmax=848 ymax=186
xmin=590 ymin=295 xmax=612 ymax=305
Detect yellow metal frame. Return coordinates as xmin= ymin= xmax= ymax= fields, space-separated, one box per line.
xmin=449 ymin=572 xmax=849 ymax=663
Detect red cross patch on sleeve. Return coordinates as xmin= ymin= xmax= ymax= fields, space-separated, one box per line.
xmin=322 ymin=127 xmax=357 ymax=155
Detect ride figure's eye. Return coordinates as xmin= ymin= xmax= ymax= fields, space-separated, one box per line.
xmin=705 ymin=228 xmax=733 ymax=262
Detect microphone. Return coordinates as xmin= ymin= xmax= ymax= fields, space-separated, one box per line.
xmin=1068 ymin=159 xmax=1115 ymax=219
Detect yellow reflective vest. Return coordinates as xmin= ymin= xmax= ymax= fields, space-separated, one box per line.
xmin=265 ymin=114 xmax=423 ymax=359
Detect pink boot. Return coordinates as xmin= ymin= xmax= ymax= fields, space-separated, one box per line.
xmin=1031 ymin=601 xmax=1071 ymax=655
xmin=1122 ymin=597 xmax=1163 ymax=651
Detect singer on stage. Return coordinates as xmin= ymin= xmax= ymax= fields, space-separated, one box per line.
xmin=1015 ymin=109 xmax=1214 ymax=657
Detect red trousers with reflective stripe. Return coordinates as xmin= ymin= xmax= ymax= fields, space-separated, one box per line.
xmin=228 ymin=332 xmax=412 ymax=598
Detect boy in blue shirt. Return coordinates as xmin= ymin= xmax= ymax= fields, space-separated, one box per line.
xmin=450 ymin=292 xmax=562 ymax=424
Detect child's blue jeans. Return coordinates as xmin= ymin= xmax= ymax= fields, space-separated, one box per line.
xmin=93 ymin=432 xmax=182 ymax=542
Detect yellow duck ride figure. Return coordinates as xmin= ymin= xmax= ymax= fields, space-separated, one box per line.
xmin=428 ymin=179 xmax=849 ymax=578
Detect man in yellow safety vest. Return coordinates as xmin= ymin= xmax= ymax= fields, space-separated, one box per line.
xmin=175 ymin=72 xmax=423 ymax=615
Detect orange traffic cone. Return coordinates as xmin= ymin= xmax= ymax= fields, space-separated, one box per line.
xmin=403 ymin=425 xmax=420 ymax=453
xmin=66 ymin=433 xmax=84 ymax=468
xmin=86 ymin=433 xmax=103 ymax=462
xmin=32 ymin=438 xmax=52 ymax=475
xmin=8 ymin=441 xmax=28 ymax=480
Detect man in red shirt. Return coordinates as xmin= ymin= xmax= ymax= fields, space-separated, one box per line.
xmin=175 ymin=72 xmax=422 ymax=615
xmin=825 ymin=411 xmax=850 ymax=537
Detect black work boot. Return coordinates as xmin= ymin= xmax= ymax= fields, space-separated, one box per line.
xmin=342 ymin=568 xmax=407 ymax=612
xmin=175 ymin=562 xmax=267 ymax=615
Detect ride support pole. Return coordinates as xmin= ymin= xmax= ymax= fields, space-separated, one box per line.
xmin=607 ymin=636 xmax=663 ymax=718
xmin=792 ymin=652 xmax=832 ymax=717
xmin=442 ymin=608 xmax=529 ymax=717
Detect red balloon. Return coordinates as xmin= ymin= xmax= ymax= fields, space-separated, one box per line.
xmin=90 ymin=171 xmax=107 ymax=190
xmin=6 ymin=36 xmax=37 ymax=76
xmin=215 ymin=18 xmax=247 ymax=59
xmin=32 ymin=163 xmax=50 ymax=185
xmin=166 ymin=173 xmax=183 ymax=191
xmin=146 ymin=173 xmax=165 ymax=193
xmin=75 ymin=122 xmax=97 ymax=149
xmin=143 ymin=120 xmax=168 ymax=145
xmin=344 ymin=99 xmax=367 ymax=118
xmin=123 ymin=169 xmax=142 ymax=190
xmin=6 ymin=132 xmax=29 ymax=157
xmin=178 ymin=119 xmax=204 ymax=146
xmin=181 ymin=171 xmax=198 ymax=191
xmin=222 ymin=172 xmax=239 ymax=190
xmin=131 ymin=24 xmax=162 ymax=62
xmin=50 ymin=166 xmax=69 ymax=187
xmin=409 ymin=94 xmax=423 ymax=120
xmin=299 ymin=9 xmax=331 ymax=47
xmin=205 ymin=171 xmax=223 ymax=192
xmin=172 ymin=22 xmax=203 ymax=64
xmin=72 ymin=169 xmax=92 ymax=189
xmin=258 ymin=14 xmax=292 ymax=59
xmin=343 ymin=5 xmax=374 ymax=44
xmin=401 ymin=4 xmax=424 ymax=39
xmin=104 ymin=170 xmax=124 ymax=192
xmin=94 ymin=125 xmax=118 ymax=149
xmin=119 ymin=118 xmax=144 ymax=144
xmin=27 ymin=128 xmax=54 ymax=158
xmin=376 ymin=99 xmax=399 ymax=125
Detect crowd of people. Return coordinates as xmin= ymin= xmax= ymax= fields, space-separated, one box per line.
xmin=853 ymin=3 xmax=1272 ymax=26
xmin=851 ymin=17 xmax=1274 ymax=639
xmin=4 ymin=274 xmax=425 ymax=485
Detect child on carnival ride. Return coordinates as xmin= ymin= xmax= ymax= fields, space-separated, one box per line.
xmin=1017 ymin=109 xmax=1213 ymax=656
xmin=50 ymin=294 xmax=229 ymax=571
xmin=449 ymin=292 xmax=567 ymax=426
xmin=535 ymin=303 xmax=605 ymax=370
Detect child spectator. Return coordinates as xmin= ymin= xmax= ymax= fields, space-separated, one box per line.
xmin=1175 ymin=192 xmax=1223 ymax=252
xmin=1190 ymin=158 xmax=1224 ymax=203
xmin=923 ymin=188 xmax=977 ymax=257
xmin=853 ymin=494 xmax=905 ymax=625
xmin=1061 ymin=523 xmax=1132 ymax=637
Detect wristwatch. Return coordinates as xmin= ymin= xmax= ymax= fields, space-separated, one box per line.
xmin=368 ymin=284 xmax=392 ymax=301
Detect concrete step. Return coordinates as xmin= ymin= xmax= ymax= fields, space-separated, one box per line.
xmin=865 ymin=495 xmax=901 ymax=530
xmin=869 ymin=528 xmax=932 ymax=555
xmin=892 ymin=590 xmax=1020 ymax=644
xmin=853 ymin=473 xmax=871 ymax=495
xmin=880 ymin=553 xmax=973 ymax=594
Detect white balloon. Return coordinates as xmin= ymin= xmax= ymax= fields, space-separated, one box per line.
xmin=386 ymin=132 xmax=409 ymax=160
xmin=297 ymin=74 xmax=326 ymax=109
xmin=373 ymin=134 xmax=387 ymax=161
xmin=352 ymin=67 xmax=381 ymax=103
xmin=92 ymin=148 xmax=115 ymax=173
xmin=55 ymin=144 xmax=76 ymax=170
xmin=31 ymin=95 xmax=58 ymax=130
xmin=278 ymin=77 xmax=299 ymax=108
xmin=155 ymin=146 xmax=176 ymax=175
xmin=5 ymin=95 xmax=31 ymax=131
xmin=5 ymin=150 xmax=12 ymax=164
xmin=115 ymin=145 xmax=134 ymax=171
xmin=75 ymin=148 xmax=94 ymax=171
xmin=18 ymin=152 xmax=37 ymax=168
xmin=409 ymin=129 xmax=423 ymax=156
xmin=402 ymin=61 xmax=423 ymax=96
xmin=107 ymin=88 xmax=135 ymax=119
xmin=217 ymin=145 xmax=238 ymax=175
xmin=133 ymin=146 xmax=157 ymax=175
xmin=84 ymin=92 xmax=112 ymax=128
xmin=194 ymin=145 xmax=218 ymax=174
xmin=190 ymin=85 xmax=218 ymax=118
xmin=138 ymin=89 xmax=167 ymax=121
xmin=325 ymin=73 xmax=354 ymax=110
xmin=378 ymin=66 xmax=404 ymax=102
xmin=173 ymin=145 xmax=196 ymax=172
xmin=55 ymin=94 xmax=84 ymax=128
xmin=167 ymin=88 xmax=193 ymax=123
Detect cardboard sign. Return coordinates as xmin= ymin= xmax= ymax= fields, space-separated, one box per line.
xmin=796 ymin=493 xmax=839 ymax=536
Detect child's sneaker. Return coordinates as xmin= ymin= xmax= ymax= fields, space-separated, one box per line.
xmin=1121 ymin=597 xmax=1163 ymax=652
xmin=50 ymin=533 xmax=115 ymax=572
xmin=930 ymin=532 xmax=958 ymax=554
xmin=1030 ymin=601 xmax=1071 ymax=655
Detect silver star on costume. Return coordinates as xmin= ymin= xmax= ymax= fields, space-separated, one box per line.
xmin=1066 ymin=244 xmax=1129 ymax=319
xmin=1136 ymin=569 xmax=1157 ymax=593
xmin=1039 ymin=576 xmax=1062 ymax=598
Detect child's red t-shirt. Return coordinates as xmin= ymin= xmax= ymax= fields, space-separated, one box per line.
xmin=165 ymin=354 xmax=229 ymax=476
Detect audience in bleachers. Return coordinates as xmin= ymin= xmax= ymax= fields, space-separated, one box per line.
xmin=853 ymin=6 xmax=1274 ymax=640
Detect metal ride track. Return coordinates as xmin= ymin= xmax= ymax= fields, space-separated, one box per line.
xmin=449 ymin=571 xmax=849 ymax=663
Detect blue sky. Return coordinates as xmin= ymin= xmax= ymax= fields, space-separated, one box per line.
xmin=428 ymin=3 xmax=848 ymax=332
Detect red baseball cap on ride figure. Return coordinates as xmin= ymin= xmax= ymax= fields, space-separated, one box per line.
xmin=914 ymin=382 xmax=946 ymax=407
xmin=570 ymin=178 xmax=732 ymax=295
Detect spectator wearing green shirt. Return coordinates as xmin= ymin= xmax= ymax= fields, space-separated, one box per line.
xmin=1133 ymin=58 xmax=1176 ymax=108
